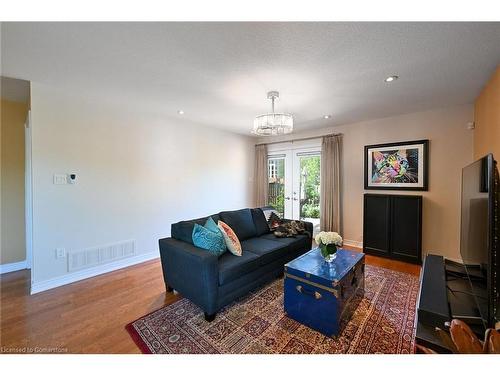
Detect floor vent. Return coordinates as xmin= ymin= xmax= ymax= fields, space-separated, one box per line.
xmin=68 ymin=240 xmax=136 ymax=272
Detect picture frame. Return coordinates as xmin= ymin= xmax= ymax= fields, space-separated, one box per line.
xmin=364 ymin=139 xmax=429 ymax=191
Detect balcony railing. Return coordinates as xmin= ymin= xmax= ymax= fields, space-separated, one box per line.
xmin=268 ymin=182 xmax=284 ymax=215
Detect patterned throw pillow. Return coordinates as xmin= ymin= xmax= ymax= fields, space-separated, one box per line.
xmin=192 ymin=218 xmax=226 ymax=256
xmin=268 ymin=212 xmax=282 ymax=231
xmin=261 ymin=208 xmax=282 ymax=231
xmin=261 ymin=207 xmax=279 ymax=221
xmin=218 ymin=220 xmax=242 ymax=256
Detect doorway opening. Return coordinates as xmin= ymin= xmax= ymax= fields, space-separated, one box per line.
xmin=267 ymin=140 xmax=321 ymax=235
xmin=0 ymin=76 xmax=32 ymax=283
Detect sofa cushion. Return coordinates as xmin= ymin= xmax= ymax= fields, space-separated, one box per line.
xmin=217 ymin=246 xmax=309 ymax=303
xmin=258 ymin=233 xmax=310 ymax=253
xmin=251 ymin=208 xmax=270 ymax=236
xmin=171 ymin=214 xmax=220 ymax=245
xmin=219 ymin=208 xmax=257 ymax=241
xmin=240 ymin=237 xmax=288 ymax=264
xmin=218 ymin=250 xmax=260 ymax=286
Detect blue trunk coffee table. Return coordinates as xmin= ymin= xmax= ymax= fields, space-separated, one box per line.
xmin=284 ymin=248 xmax=365 ymax=337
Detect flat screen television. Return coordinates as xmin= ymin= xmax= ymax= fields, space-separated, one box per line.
xmin=460 ymin=154 xmax=499 ymax=329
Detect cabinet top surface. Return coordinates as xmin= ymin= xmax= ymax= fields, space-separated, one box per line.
xmin=285 ymin=248 xmax=364 ymax=283
xmin=364 ymin=193 xmax=423 ymax=199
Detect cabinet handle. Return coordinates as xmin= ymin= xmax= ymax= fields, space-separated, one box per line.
xmin=296 ymin=285 xmax=322 ymax=299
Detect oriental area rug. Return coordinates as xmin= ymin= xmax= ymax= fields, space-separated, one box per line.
xmin=126 ymin=265 xmax=419 ymax=354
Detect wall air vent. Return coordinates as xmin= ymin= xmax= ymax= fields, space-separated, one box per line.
xmin=68 ymin=239 xmax=136 ymax=272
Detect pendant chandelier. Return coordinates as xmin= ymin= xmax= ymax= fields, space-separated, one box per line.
xmin=253 ymin=91 xmax=293 ymax=136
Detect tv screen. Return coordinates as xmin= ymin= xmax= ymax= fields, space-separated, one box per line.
xmin=460 ymin=154 xmax=499 ymax=328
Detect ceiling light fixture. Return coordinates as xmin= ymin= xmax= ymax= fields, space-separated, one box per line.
xmin=323 ymin=115 xmax=331 ymax=119
xmin=177 ymin=110 xmax=185 ymax=115
xmin=253 ymin=91 xmax=293 ymax=136
xmin=385 ymin=75 xmax=399 ymax=83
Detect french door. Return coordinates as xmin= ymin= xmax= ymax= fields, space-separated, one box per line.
xmin=267 ymin=144 xmax=321 ymax=233
xmin=267 ymin=151 xmax=292 ymax=218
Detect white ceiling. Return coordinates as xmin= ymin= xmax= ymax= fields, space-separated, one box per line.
xmin=1 ymin=22 xmax=499 ymax=135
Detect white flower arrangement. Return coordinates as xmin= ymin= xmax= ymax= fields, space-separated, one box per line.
xmin=316 ymin=231 xmax=342 ymax=262
xmin=315 ymin=231 xmax=343 ymax=246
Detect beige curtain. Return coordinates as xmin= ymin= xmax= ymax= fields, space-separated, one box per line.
xmin=254 ymin=144 xmax=268 ymax=207
xmin=320 ymin=135 xmax=342 ymax=233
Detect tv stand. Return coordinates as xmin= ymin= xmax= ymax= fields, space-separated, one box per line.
xmin=415 ymin=254 xmax=486 ymax=353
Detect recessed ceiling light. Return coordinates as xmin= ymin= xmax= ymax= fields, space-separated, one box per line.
xmin=323 ymin=115 xmax=331 ymax=119
xmin=385 ymin=75 xmax=399 ymax=83
xmin=177 ymin=110 xmax=185 ymax=115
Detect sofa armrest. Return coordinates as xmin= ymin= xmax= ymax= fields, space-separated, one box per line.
xmin=158 ymin=237 xmax=219 ymax=314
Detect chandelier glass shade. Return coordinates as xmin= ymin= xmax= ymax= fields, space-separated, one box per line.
xmin=253 ymin=91 xmax=293 ymax=136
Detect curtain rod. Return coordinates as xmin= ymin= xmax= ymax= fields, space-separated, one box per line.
xmin=255 ymin=133 xmax=342 ymax=146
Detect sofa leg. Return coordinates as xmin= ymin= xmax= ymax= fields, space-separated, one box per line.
xmin=204 ymin=312 xmax=216 ymax=322
xmin=166 ymin=283 xmax=174 ymax=293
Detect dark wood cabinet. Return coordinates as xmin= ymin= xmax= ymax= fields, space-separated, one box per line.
xmin=363 ymin=194 xmax=422 ymax=264
xmin=362 ymin=194 xmax=391 ymax=257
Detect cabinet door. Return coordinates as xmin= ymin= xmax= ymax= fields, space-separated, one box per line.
xmin=363 ymin=195 xmax=391 ymax=256
xmin=391 ymin=196 xmax=422 ymax=264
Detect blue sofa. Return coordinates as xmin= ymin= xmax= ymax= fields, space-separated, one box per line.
xmin=158 ymin=207 xmax=313 ymax=321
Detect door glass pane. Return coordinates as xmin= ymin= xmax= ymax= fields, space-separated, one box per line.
xmin=299 ymin=154 xmax=320 ymax=232
xmin=268 ymin=157 xmax=285 ymax=217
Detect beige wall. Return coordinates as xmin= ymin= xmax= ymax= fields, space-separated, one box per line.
xmin=1 ymin=98 xmax=28 ymax=264
xmin=260 ymin=105 xmax=474 ymax=261
xmin=474 ymin=66 xmax=500 ymax=160
xmin=30 ymin=83 xmax=255 ymax=284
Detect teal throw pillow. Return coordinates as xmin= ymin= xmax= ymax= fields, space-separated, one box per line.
xmin=205 ymin=217 xmax=220 ymax=234
xmin=192 ymin=218 xmax=226 ymax=256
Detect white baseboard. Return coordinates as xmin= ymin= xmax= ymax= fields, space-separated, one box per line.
xmin=30 ymin=251 xmax=159 ymax=295
xmin=343 ymin=239 xmax=363 ymax=249
xmin=0 ymin=260 xmax=28 ymax=275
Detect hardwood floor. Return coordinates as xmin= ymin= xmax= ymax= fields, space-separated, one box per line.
xmin=0 ymin=250 xmax=420 ymax=353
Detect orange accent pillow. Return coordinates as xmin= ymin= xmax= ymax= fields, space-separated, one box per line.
xmin=217 ymin=220 xmax=242 ymax=256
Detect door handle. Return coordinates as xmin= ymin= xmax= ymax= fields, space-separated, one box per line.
xmin=293 ymin=198 xmax=298 ymax=201
xmin=285 ymin=197 xmax=291 ymax=200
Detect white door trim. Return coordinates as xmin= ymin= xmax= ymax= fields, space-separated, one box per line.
xmin=25 ymin=110 xmax=33 ymax=272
